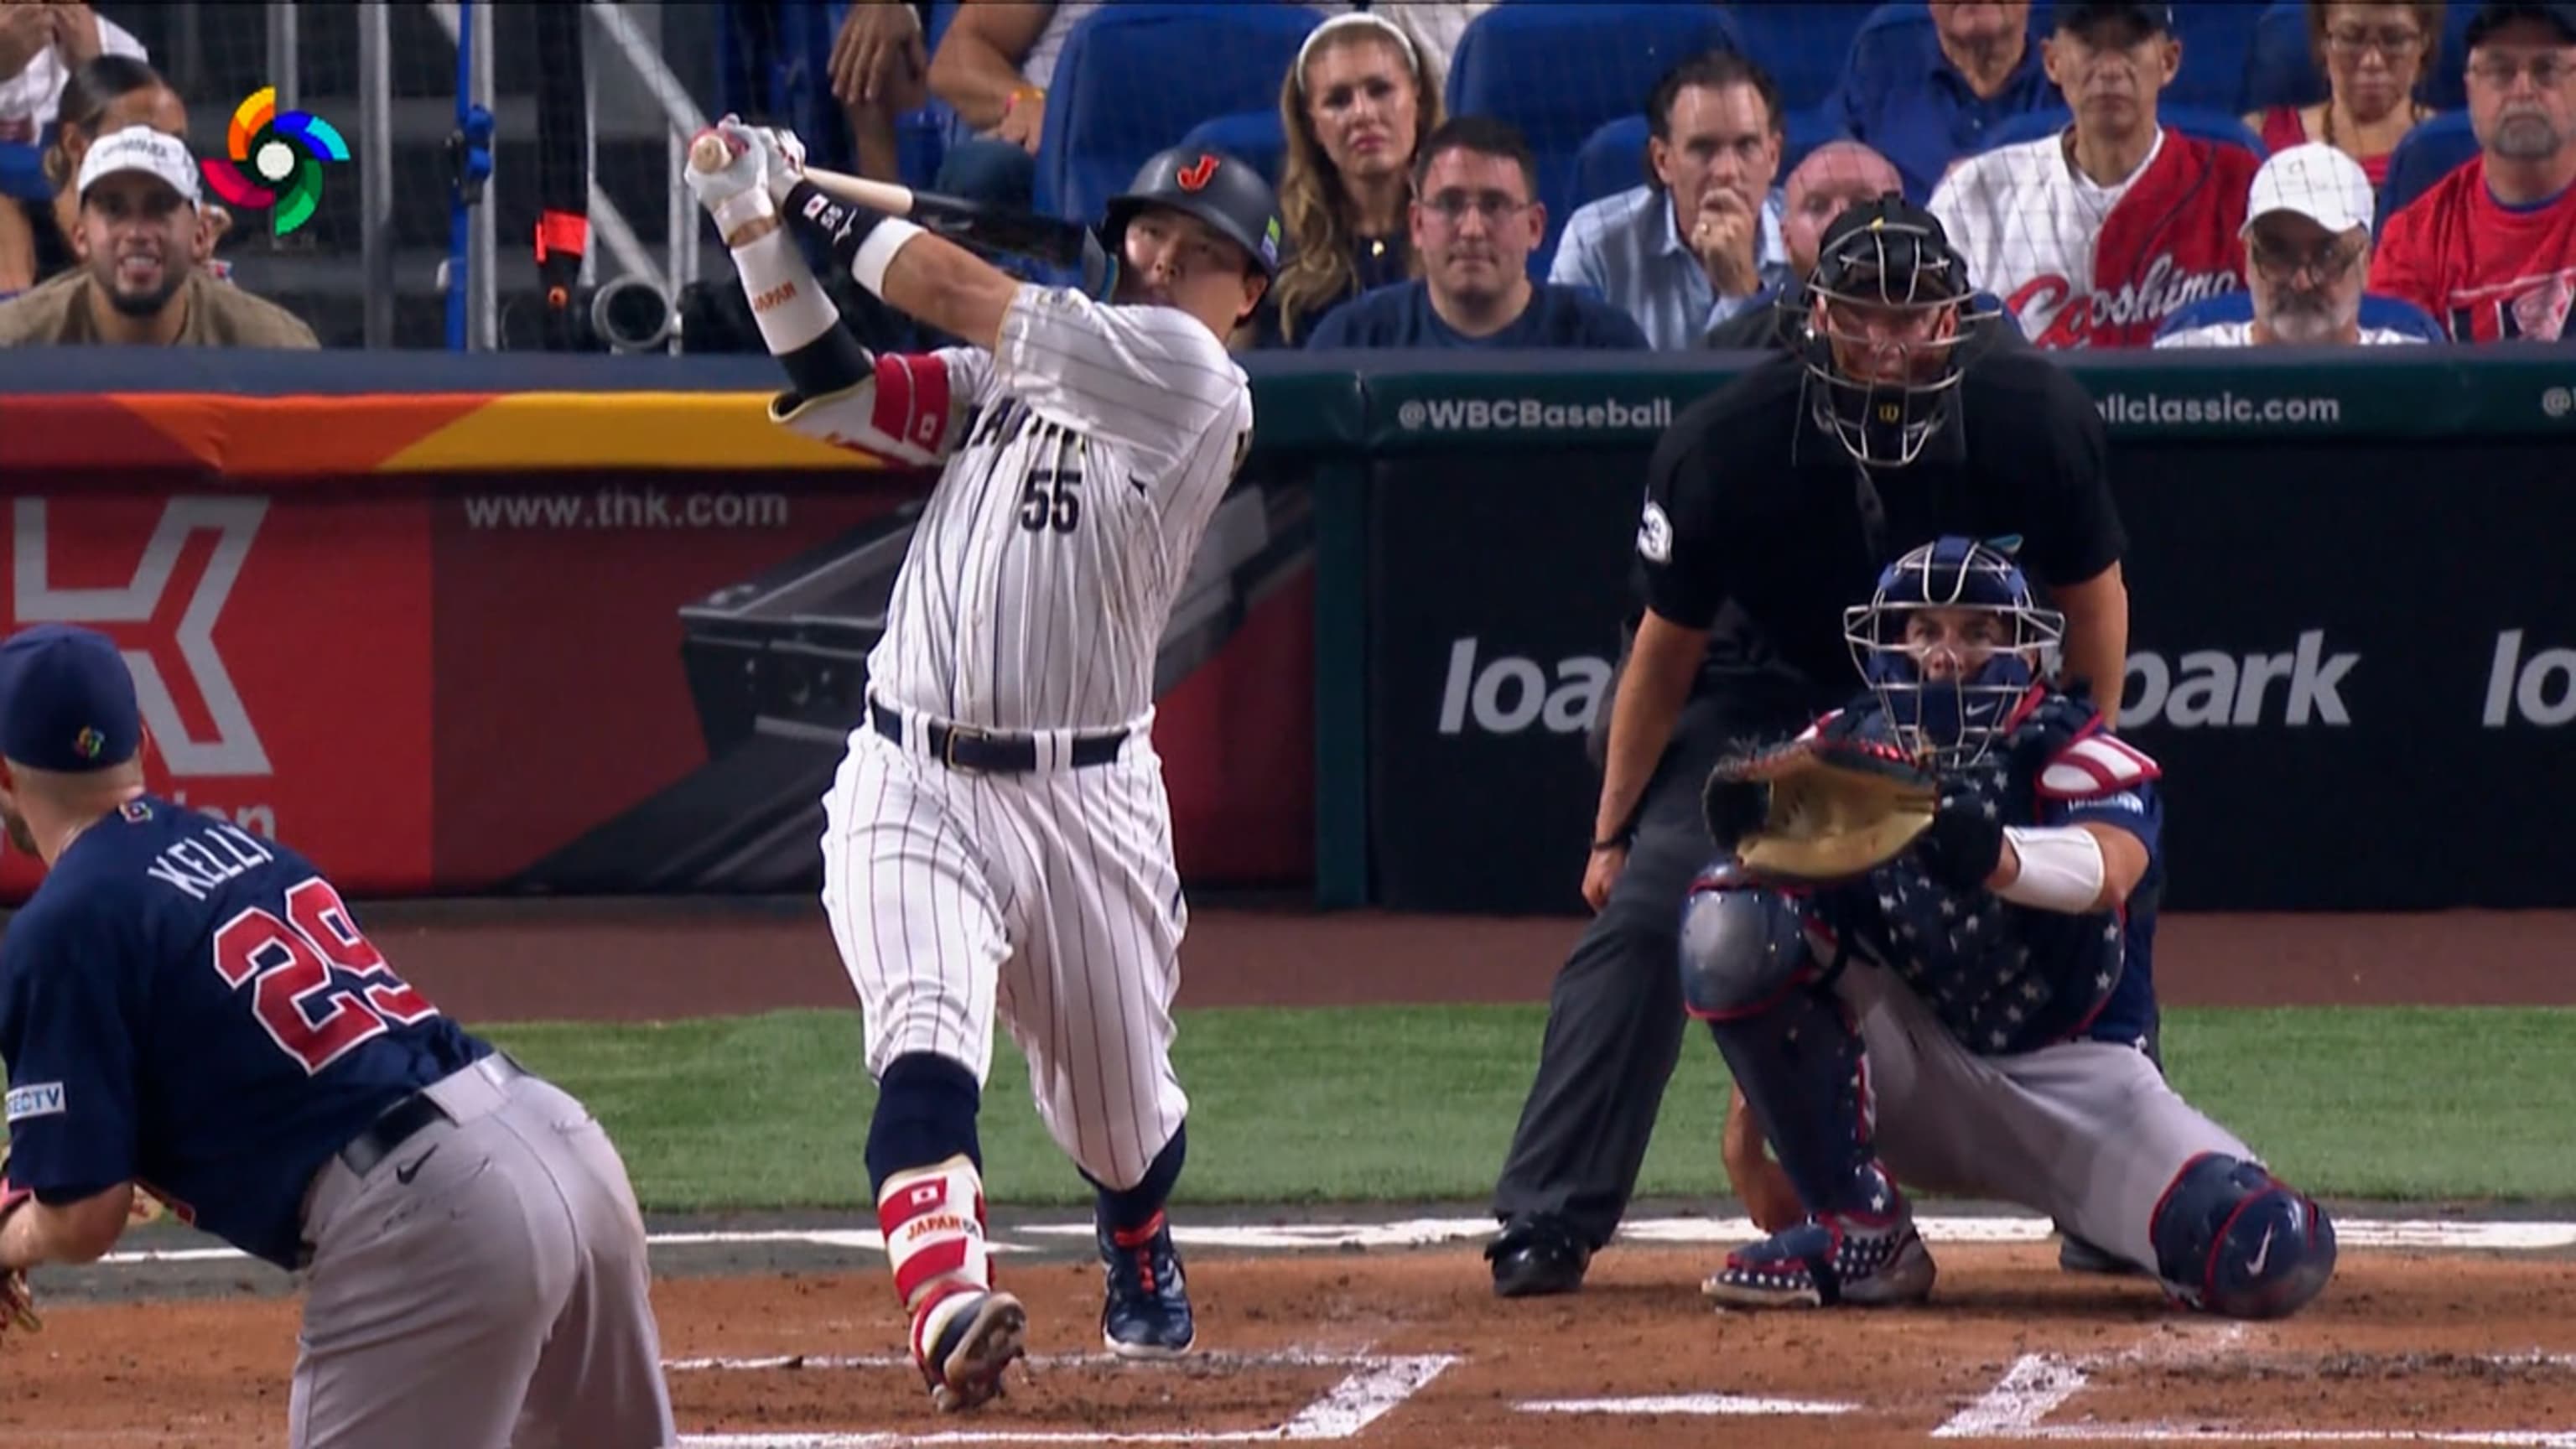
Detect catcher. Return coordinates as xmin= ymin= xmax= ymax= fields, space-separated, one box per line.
xmin=1682 ymin=537 xmax=2336 ymax=1319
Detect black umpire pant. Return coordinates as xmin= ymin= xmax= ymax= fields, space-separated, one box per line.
xmin=1490 ymin=688 xmax=1779 ymax=1251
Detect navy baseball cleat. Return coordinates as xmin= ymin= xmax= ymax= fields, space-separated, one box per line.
xmin=1098 ymin=1211 xmax=1196 ymax=1358
xmin=1702 ymin=1210 xmax=1937 ymax=1309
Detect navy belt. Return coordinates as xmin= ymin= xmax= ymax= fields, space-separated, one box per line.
xmin=870 ymin=699 xmax=1125 ymax=773
xmin=338 ymin=1054 xmax=527 ymax=1178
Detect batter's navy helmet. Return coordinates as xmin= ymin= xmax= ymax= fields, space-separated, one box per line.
xmin=1099 ymin=148 xmax=1285 ymax=278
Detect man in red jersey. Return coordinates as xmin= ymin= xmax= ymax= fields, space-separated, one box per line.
xmin=2371 ymin=1 xmax=2576 ymax=340
xmin=1929 ymin=1 xmax=2262 ymax=348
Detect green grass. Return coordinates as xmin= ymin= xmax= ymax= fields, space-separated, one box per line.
xmin=475 ymin=1004 xmax=2576 ymax=1213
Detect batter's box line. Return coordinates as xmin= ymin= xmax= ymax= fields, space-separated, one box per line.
xmin=1933 ymin=1337 xmax=2576 ymax=1446
xmin=670 ymin=1348 xmax=1458 ymax=1446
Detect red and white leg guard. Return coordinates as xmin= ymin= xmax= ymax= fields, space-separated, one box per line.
xmin=878 ymin=1156 xmax=995 ymax=1353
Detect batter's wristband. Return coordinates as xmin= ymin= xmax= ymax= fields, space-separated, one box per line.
xmin=781 ymin=179 xmax=891 ymax=277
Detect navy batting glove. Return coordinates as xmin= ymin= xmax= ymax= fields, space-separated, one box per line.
xmin=1914 ymin=793 xmax=2004 ymax=893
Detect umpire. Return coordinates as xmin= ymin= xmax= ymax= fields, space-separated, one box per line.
xmin=1487 ymin=195 xmax=2133 ymax=1296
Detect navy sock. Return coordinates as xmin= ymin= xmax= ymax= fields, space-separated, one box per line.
xmin=1083 ymin=1122 xmax=1187 ymax=1235
xmin=865 ymin=1052 xmax=983 ymax=1198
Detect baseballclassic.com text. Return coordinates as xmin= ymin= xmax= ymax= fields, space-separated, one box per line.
xmin=459 ymin=488 xmax=791 ymax=531
xmin=2093 ymin=391 xmax=2342 ymax=427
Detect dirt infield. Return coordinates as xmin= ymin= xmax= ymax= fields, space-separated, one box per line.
xmin=352 ymin=899 xmax=2576 ymax=1022
xmin=8 ymin=900 xmax=2568 ymax=1445
xmin=13 ymin=1241 xmax=2576 ymax=1446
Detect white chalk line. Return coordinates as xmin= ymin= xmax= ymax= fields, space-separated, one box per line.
xmin=91 ymin=1213 xmax=2576 ymax=1268
xmin=1935 ymin=1326 xmax=2576 ymax=1444
xmin=1515 ymin=1393 xmax=1857 ymax=1416
xmin=668 ymin=1348 xmax=1457 ymax=1447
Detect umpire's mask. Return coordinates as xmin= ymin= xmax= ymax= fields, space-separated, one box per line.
xmin=1798 ymin=196 xmax=1976 ymax=468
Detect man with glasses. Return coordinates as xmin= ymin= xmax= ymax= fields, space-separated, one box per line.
xmin=1305 ymin=115 xmax=1649 ymax=349
xmin=2160 ymin=143 xmax=2434 ymax=346
xmin=2371 ymin=0 xmax=2576 ymax=340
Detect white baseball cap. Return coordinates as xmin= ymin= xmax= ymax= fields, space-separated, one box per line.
xmin=75 ymin=125 xmax=202 ymax=207
xmin=2241 ymin=143 xmax=2374 ymax=238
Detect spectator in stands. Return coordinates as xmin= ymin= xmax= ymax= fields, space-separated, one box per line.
xmin=1930 ymin=1 xmax=2261 ymax=348
xmin=923 ymin=0 xmax=1102 ymax=210
xmin=2161 ymin=143 xmax=2430 ymax=345
xmin=1306 ymin=115 xmax=1648 ymax=348
xmin=1703 ymin=140 xmax=1904 ymax=349
xmin=0 ymin=54 xmax=223 ymax=295
xmin=1832 ymin=1 xmax=2062 ymax=205
xmin=2371 ymin=0 xmax=2576 ymax=340
xmin=826 ymin=0 xmax=933 ymax=181
xmin=0 ymin=127 xmax=313 ymax=347
xmin=0 ymin=2 xmax=143 ymax=144
xmin=1248 ymin=12 xmax=1441 ymax=349
xmin=1549 ymin=51 xmax=1792 ymax=351
xmin=2244 ymin=1 xmax=2443 ymax=187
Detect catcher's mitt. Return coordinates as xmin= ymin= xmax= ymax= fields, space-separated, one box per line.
xmin=1703 ymin=712 xmax=1939 ymax=886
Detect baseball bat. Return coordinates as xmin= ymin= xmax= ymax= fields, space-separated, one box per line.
xmin=688 ymin=132 xmax=1088 ymax=267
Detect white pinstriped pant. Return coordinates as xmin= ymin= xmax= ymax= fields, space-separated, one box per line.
xmin=818 ymin=709 xmax=1190 ymax=1191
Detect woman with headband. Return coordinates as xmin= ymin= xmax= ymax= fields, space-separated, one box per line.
xmin=1247 ymin=12 xmax=1442 ymax=347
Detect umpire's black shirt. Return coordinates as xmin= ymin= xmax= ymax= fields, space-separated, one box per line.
xmin=1636 ymin=344 xmax=2124 ymax=724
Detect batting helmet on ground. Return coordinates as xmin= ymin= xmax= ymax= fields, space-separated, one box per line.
xmin=1099 ymin=148 xmax=1285 ymax=278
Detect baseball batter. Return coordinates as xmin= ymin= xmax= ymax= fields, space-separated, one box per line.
xmin=1682 ymin=539 xmax=2337 ymax=1318
xmin=0 ymin=624 xmax=673 ymax=1446
xmin=683 ymin=119 xmax=1278 ymax=1410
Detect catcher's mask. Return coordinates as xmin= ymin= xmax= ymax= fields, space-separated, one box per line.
xmin=1797 ymin=195 xmax=1975 ymax=468
xmin=1844 ymin=536 xmax=2064 ymax=769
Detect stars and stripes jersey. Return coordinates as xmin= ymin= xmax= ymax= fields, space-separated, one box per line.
xmin=1929 ymin=126 xmax=2258 ymax=350
xmin=1805 ymin=698 xmax=2167 ymax=1054
xmin=2369 ymin=157 xmax=2576 ymax=342
xmin=774 ymin=285 xmax=1254 ymax=732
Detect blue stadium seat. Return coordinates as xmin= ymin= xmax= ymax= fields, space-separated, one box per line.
xmin=1783 ymin=104 xmax=1851 ymax=178
xmin=2374 ymin=111 xmax=2478 ymax=233
xmin=1726 ymin=1 xmax=1879 ymax=114
xmin=1032 ymin=3 xmax=1322 ymax=224
xmin=2152 ymin=288 xmax=2449 ymax=342
xmin=1573 ymin=116 xmax=1652 ymax=210
xmin=1976 ymin=104 xmax=2267 ymax=158
xmin=1446 ymin=0 xmax=1745 ymax=274
xmin=2243 ymin=2 xmax=2329 ymax=112
xmin=0 ymin=142 xmax=46 ymax=203
xmin=1177 ymin=109 xmax=1291 ymax=187
xmin=2166 ymin=0 xmax=2262 ymax=112
xmin=2424 ymin=2 xmax=2479 ymax=111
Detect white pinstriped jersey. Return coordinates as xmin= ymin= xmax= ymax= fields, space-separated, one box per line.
xmin=776 ymin=286 xmax=1254 ymax=732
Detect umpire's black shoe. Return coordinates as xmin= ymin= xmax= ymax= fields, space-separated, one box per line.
xmin=2057 ymin=1227 xmax=2144 ymax=1276
xmin=1486 ymin=1217 xmax=1591 ymax=1298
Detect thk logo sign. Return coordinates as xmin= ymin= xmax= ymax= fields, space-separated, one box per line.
xmin=11 ymin=497 xmax=273 ymax=776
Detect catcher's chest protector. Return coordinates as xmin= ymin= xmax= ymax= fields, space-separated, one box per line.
xmin=1815 ymin=753 xmax=2126 ymax=1055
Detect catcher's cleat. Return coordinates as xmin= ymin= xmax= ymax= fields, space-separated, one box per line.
xmin=1098 ymin=1212 xmax=1196 ymax=1359
xmin=910 ymin=1283 xmax=1027 ymax=1412
xmin=1702 ymin=1210 xmax=1937 ymax=1309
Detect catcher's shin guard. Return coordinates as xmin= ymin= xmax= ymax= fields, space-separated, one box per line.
xmin=2148 ymin=1154 xmax=2337 ymax=1321
xmin=1680 ymin=868 xmax=1888 ymax=1218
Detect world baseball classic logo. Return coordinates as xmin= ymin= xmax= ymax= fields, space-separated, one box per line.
xmin=200 ymin=86 xmax=350 ymax=237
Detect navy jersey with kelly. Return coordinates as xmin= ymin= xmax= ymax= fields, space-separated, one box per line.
xmin=1806 ymin=697 xmax=2166 ymax=1056
xmin=0 ymin=797 xmax=486 ymax=1270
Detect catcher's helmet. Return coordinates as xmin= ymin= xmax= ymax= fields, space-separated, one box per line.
xmin=1099 ymin=147 xmax=1285 ymax=279
xmin=1797 ymin=195 xmax=1976 ymax=468
xmin=1844 ymin=537 xmax=2064 ymax=768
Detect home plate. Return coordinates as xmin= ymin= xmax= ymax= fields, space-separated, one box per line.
xmin=1516 ymin=1393 xmax=1858 ymax=1416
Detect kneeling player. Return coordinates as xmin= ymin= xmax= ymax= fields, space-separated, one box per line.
xmin=1681 ymin=537 xmax=2334 ymax=1320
